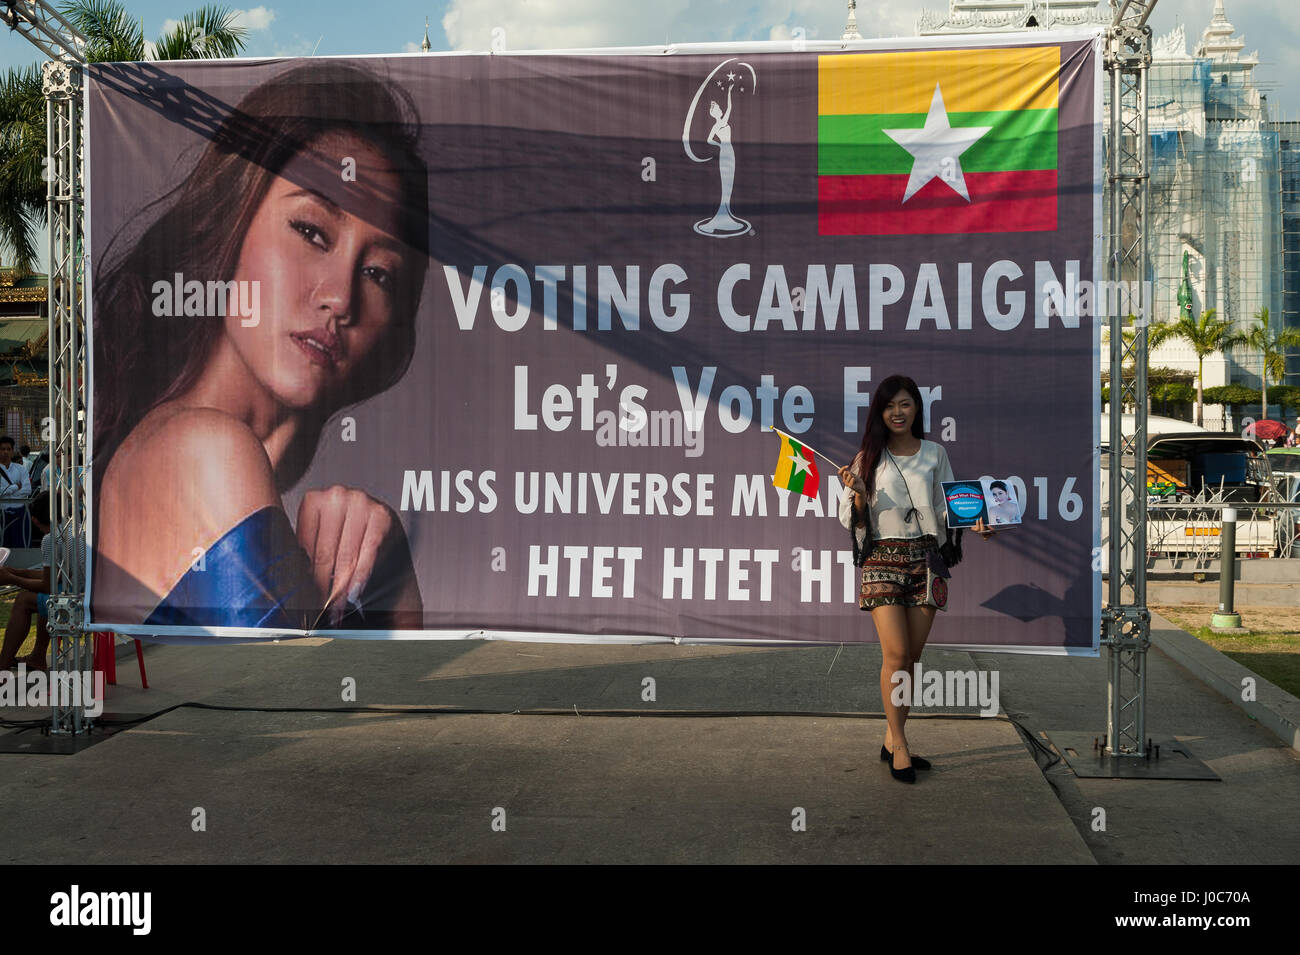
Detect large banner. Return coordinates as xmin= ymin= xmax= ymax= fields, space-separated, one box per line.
xmin=86 ymin=33 xmax=1103 ymax=652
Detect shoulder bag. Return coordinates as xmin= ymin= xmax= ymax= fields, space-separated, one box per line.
xmin=885 ymin=449 xmax=951 ymax=611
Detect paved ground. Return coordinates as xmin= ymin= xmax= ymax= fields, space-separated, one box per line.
xmin=0 ymin=612 xmax=1296 ymax=864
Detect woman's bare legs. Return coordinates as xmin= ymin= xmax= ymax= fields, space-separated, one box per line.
xmin=872 ymin=604 xmax=912 ymax=769
xmin=905 ymin=604 xmax=937 ymax=668
xmin=872 ymin=603 xmax=939 ymax=771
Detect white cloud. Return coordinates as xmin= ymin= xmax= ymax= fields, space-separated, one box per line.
xmin=436 ymin=1 xmax=965 ymax=52
xmin=435 ymin=0 xmax=1300 ymax=117
xmin=273 ymin=35 xmax=319 ymax=57
xmin=432 ymin=0 xmax=1297 ymax=57
xmin=440 ymin=0 xmax=839 ymax=52
xmin=1148 ymin=0 xmax=1300 ymax=117
xmin=443 ymin=0 xmax=670 ymax=51
xmin=403 ymin=41 xmax=423 ymax=54
xmin=234 ymin=7 xmax=277 ymax=33
xmin=162 ymin=7 xmax=276 ymax=39
xmin=441 ymin=1 xmax=1099 ymax=51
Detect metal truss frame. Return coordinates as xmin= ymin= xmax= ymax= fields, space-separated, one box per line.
xmin=1104 ymin=0 xmax=1157 ymax=758
xmin=3 ymin=2 xmax=89 ymax=734
xmin=44 ymin=56 xmax=88 ymax=735
xmin=5 ymin=0 xmax=1159 ymax=742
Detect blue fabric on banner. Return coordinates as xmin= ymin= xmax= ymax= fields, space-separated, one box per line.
xmin=145 ymin=506 xmax=313 ymax=630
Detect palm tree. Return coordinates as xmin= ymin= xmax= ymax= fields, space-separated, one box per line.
xmin=1151 ymin=308 xmax=1248 ymax=427
xmin=1100 ymin=314 xmax=1180 ymax=411
xmin=1244 ymin=306 xmax=1300 ymax=421
xmin=0 ymin=65 xmax=47 ymax=274
xmin=0 ymin=2 xmax=247 ymax=272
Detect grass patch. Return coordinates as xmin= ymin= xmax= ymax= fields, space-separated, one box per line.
xmin=0 ymin=591 xmax=38 ymax=659
xmin=1154 ymin=605 xmax=1300 ymax=699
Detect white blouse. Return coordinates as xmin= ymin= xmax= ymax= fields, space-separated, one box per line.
xmin=837 ymin=440 xmax=954 ymax=541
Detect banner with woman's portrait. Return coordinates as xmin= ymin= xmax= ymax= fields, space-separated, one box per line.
xmin=85 ymin=33 xmax=1103 ymax=652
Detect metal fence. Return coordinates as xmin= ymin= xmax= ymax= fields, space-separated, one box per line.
xmin=1144 ymin=489 xmax=1300 ymax=569
xmin=1101 ymin=471 xmax=1300 ymax=571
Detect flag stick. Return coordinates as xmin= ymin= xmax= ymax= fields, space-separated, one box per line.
xmin=767 ymin=426 xmax=847 ymax=471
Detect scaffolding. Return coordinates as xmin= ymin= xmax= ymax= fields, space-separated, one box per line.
xmin=1278 ymin=121 xmax=1300 ymax=380
xmin=919 ymin=4 xmax=1294 ymax=404
xmin=1137 ymin=19 xmax=1290 ymax=412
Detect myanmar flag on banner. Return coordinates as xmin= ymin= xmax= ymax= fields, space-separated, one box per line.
xmin=772 ymin=432 xmax=820 ymax=499
xmin=818 ymin=46 xmax=1060 ymax=235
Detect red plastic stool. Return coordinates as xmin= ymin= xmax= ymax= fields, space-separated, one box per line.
xmin=92 ymin=632 xmax=148 ymax=690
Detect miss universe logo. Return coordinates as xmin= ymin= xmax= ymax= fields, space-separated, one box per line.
xmin=683 ymin=59 xmax=757 ymax=237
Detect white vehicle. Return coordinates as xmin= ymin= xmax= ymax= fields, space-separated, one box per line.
xmin=1099 ymin=417 xmax=1278 ymax=569
xmin=1100 ymin=413 xmax=1210 ymax=440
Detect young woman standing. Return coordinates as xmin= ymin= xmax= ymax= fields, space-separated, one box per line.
xmin=838 ymin=375 xmax=994 ymax=783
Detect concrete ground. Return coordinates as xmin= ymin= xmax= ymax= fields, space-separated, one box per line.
xmin=0 ymin=611 xmax=1297 ymax=864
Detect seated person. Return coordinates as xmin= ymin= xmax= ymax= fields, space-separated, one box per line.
xmin=0 ymin=436 xmax=31 ymax=550
xmin=0 ymin=492 xmax=82 ymax=671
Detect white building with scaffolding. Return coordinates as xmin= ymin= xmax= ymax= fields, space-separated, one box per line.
xmin=917 ymin=0 xmax=1296 ymax=422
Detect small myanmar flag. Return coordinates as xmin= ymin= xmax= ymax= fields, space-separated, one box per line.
xmin=772 ymin=432 xmax=820 ymax=499
xmin=818 ymin=46 xmax=1061 ymax=235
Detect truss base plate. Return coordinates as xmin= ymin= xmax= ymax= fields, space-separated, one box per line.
xmin=0 ymin=712 xmax=153 ymax=754
xmin=1044 ymin=732 xmax=1220 ymax=780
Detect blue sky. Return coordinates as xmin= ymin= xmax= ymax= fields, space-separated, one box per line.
xmin=3 ymin=1 xmax=1294 ymax=80
xmin=2 ymin=0 xmax=1297 ymax=270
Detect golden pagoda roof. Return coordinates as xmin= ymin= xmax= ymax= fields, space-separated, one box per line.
xmin=0 ymin=266 xmax=48 ymax=304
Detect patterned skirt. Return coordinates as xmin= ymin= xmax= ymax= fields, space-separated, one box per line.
xmin=858 ymin=535 xmax=938 ymax=611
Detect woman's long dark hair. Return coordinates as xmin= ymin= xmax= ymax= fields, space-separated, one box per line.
xmin=93 ymin=61 xmax=430 ymax=489
xmin=855 ymin=374 xmax=925 ymax=502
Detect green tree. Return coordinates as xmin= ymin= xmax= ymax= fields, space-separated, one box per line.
xmin=1147 ymin=309 xmax=1248 ymax=427
xmin=1099 ymin=323 xmax=1134 ymax=411
xmin=0 ymin=64 xmax=46 ymax=274
xmin=0 ymin=2 xmax=247 ymax=271
xmin=1268 ymin=384 xmax=1300 ymax=419
xmin=1243 ymin=306 xmax=1300 ymax=421
xmin=1203 ymin=383 xmax=1261 ymax=407
xmin=1101 ymin=315 xmax=1186 ymax=413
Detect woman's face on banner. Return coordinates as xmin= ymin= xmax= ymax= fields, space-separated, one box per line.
xmin=225 ymin=131 xmax=409 ymax=412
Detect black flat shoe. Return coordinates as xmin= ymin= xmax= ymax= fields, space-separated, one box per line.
xmin=889 ymin=760 xmax=916 ymax=784
xmin=881 ymin=745 xmax=931 ymax=770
